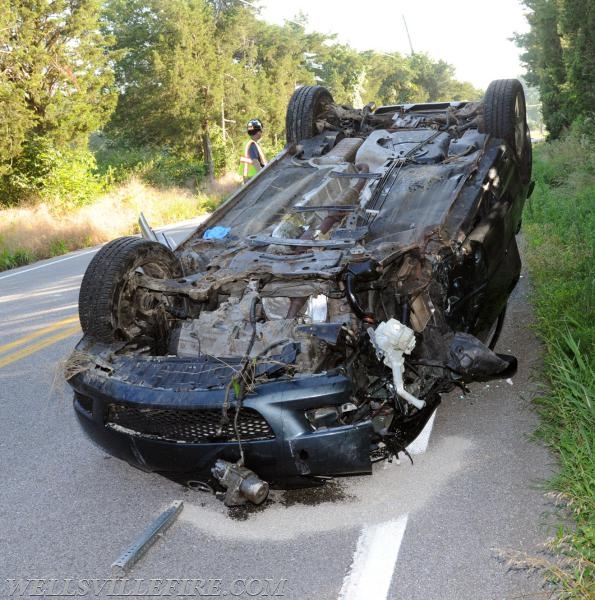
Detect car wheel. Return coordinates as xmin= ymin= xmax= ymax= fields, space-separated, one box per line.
xmin=285 ymin=85 xmax=334 ymax=144
xmin=79 ymin=236 xmax=183 ymax=343
xmin=481 ymin=79 xmax=528 ymax=160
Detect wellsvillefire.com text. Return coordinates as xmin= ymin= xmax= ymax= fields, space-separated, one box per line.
xmin=6 ymin=578 xmax=287 ymax=597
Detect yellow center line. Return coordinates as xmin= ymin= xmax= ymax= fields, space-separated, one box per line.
xmin=0 ymin=315 xmax=79 ymax=356
xmin=0 ymin=324 xmax=81 ymax=369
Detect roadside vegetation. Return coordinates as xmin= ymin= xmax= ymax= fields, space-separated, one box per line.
xmin=523 ymin=126 xmax=595 ymax=598
xmin=0 ymin=174 xmax=237 ymax=272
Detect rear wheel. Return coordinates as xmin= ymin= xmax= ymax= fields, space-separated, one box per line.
xmin=481 ymin=78 xmax=532 ymax=184
xmin=482 ymin=79 xmax=527 ymax=157
xmin=285 ymin=85 xmax=334 ymax=144
xmin=79 ymin=237 xmax=183 ymax=345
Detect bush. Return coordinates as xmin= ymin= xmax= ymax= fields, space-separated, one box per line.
xmin=94 ymin=143 xmax=205 ymax=189
xmin=0 ymin=136 xmax=105 ymax=209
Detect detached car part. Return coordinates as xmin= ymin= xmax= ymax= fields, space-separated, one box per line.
xmin=66 ymin=79 xmax=533 ymax=498
xmin=212 ymin=460 xmax=269 ymax=507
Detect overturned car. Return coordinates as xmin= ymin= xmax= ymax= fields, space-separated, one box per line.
xmin=67 ymin=80 xmax=533 ymax=504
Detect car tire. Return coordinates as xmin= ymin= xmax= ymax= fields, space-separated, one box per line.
xmin=285 ymin=85 xmax=334 ymax=144
xmin=481 ymin=79 xmax=528 ymax=157
xmin=79 ymin=236 xmax=183 ymax=343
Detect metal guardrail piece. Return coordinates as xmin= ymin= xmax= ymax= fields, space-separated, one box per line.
xmin=111 ymin=500 xmax=184 ymax=576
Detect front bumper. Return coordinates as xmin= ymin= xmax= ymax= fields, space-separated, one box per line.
xmin=69 ymin=346 xmax=373 ymax=484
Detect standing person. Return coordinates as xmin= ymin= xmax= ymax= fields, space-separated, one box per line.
xmin=239 ymin=119 xmax=267 ymax=182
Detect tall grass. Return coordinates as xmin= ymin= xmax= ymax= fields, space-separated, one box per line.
xmin=523 ymin=130 xmax=595 ymax=598
xmin=0 ymin=174 xmax=239 ymax=271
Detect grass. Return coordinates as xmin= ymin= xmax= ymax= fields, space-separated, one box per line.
xmin=522 ymin=132 xmax=595 ymax=598
xmin=0 ymin=174 xmax=240 ymax=271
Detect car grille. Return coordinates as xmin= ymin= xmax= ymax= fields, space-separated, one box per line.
xmin=106 ymin=403 xmax=275 ymax=443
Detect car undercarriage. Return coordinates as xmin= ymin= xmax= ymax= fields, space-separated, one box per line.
xmin=66 ymin=80 xmax=533 ymax=505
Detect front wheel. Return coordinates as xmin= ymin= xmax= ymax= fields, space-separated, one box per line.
xmin=79 ymin=236 xmax=183 ymax=346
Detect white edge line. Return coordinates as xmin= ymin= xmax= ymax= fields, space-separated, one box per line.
xmin=406 ymin=409 xmax=437 ymax=455
xmin=0 ymin=248 xmax=99 ymax=280
xmin=339 ymin=515 xmax=409 ymax=600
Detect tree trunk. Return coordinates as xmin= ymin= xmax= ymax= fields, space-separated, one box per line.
xmin=202 ymin=128 xmax=214 ymax=183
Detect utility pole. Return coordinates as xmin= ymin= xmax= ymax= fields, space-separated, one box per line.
xmin=402 ymin=15 xmax=415 ymax=55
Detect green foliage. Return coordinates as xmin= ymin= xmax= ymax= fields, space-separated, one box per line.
xmin=3 ymin=0 xmax=489 ymax=207
xmin=42 ymin=149 xmax=106 ymax=210
xmin=0 ymin=0 xmax=117 ymax=144
xmin=559 ymin=0 xmax=595 ymax=127
xmin=0 ymin=136 xmax=105 ymax=208
xmin=94 ymin=140 xmax=206 ymax=189
xmin=103 ymin=0 xmax=220 ymax=152
xmin=523 ymin=138 xmax=595 ymax=594
xmin=516 ymin=0 xmax=595 ymax=139
xmin=0 ymin=0 xmax=117 ymax=202
xmin=49 ymin=239 xmax=69 ymax=257
xmin=0 ymin=247 xmax=36 ymax=271
xmin=141 ymin=154 xmax=205 ymax=189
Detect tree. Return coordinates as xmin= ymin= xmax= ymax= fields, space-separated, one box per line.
xmin=358 ymin=51 xmax=415 ymax=105
xmin=104 ymin=0 xmax=220 ymax=152
xmin=559 ymin=0 xmax=595 ymax=126
xmin=516 ymin=0 xmax=570 ymax=138
xmin=0 ymin=0 xmax=117 ymax=201
xmin=316 ymin=44 xmax=365 ymax=105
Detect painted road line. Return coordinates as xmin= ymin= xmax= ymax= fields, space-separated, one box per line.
xmin=406 ymin=409 xmax=437 ymax=455
xmin=0 ymin=324 xmax=80 ymax=369
xmin=0 ymin=249 xmax=98 ymax=281
xmin=339 ymin=515 xmax=409 ymax=600
xmin=0 ymin=316 xmax=79 ymax=355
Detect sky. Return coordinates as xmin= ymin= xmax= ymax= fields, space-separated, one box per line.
xmin=255 ymin=0 xmax=530 ymax=90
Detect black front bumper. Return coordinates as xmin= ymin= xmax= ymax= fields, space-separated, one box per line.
xmin=69 ymin=346 xmax=373 ymax=484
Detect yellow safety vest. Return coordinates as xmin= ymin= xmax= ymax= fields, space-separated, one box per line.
xmin=238 ymin=141 xmax=266 ymax=178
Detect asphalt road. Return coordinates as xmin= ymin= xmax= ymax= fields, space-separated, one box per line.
xmin=0 ymin=226 xmax=555 ymax=600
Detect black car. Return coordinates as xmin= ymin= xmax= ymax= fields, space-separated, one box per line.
xmin=66 ymin=80 xmax=533 ymax=505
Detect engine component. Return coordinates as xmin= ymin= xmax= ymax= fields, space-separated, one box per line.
xmin=211 ymin=459 xmax=270 ymax=507
xmin=369 ymin=319 xmax=426 ymax=410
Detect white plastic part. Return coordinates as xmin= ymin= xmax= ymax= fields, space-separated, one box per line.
xmin=369 ymin=318 xmax=426 ymax=410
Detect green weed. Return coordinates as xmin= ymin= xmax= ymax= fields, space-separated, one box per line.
xmin=523 ymin=135 xmax=595 ymax=597
xmin=0 ymin=247 xmax=36 ymax=270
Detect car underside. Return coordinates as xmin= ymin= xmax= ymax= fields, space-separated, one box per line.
xmin=66 ymin=80 xmax=533 ymax=505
